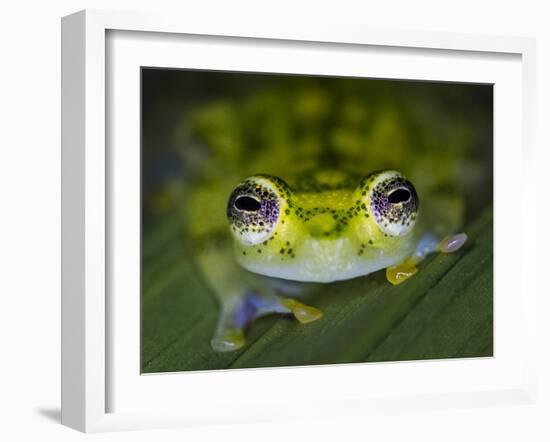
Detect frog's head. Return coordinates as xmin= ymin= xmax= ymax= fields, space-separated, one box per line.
xmin=227 ymin=170 xmax=419 ymax=282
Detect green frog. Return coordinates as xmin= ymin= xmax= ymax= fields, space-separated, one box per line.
xmin=168 ymin=78 xmax=485 ymax=353
xmin=196 ymin=168 xmax=466 ymax=351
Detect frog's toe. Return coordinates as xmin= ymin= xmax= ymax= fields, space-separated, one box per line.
xmin=281 ymin=298 xmax=323 ymax=324
xmin=438 ymin=233 xmax=468 ymax=253
xmin=386 ymin=260 xmax=418 ymax=285
xmin=210 ymin=329 xmax=246 ymax=352
xmin=293 ymin=304 xmax=323 ymax=323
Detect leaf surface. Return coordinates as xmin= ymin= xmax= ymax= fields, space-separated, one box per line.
xmin=141 ymin=207 xmax=493 ymax=373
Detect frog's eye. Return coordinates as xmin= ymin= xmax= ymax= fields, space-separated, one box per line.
xmin=234 ymin=196 xmax=261 ymax=212
xmin=227 ymin=175 xmax=289 ymax=245
xmin=362 ymin=170 xmax=419 ymax=236
xmin=387 ymin=187 xmax=412 ymax=204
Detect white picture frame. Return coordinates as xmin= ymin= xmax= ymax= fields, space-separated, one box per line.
xmin=61 ymin=9 xmax=537 ymax=433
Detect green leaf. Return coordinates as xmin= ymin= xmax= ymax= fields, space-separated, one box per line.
xmin=141 ymin=206 xmax=492 ymax=373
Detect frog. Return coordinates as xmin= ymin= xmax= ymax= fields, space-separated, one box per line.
xmin=192 ymin=168 xmax=466 ymax=352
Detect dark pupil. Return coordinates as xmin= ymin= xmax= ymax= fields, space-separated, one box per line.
xmin=235 ymin=196 xmax=261 ymax=211
xmin=388 ymin=188 xmax=411 ymax=204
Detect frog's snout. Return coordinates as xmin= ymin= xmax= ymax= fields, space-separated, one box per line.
xmin=306 ymin=213 xmax=338 ymax=236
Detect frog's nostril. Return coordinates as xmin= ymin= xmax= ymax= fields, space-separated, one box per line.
xmin=235 ymin=196 xmax=261 ymax=212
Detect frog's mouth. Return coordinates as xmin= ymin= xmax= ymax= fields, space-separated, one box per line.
xmin=237 ymin=238 xmax=407 ymax=283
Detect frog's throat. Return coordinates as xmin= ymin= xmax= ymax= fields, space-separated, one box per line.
xmin=236 ymin=239 xmax=411 ymax=283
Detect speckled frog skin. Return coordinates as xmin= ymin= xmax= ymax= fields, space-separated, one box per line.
xmin=201 ymin=168 xmax=467 ymax=352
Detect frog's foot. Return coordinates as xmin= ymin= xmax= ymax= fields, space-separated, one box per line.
xmin=386 ymin=232 xmax=468 ymax=286
xmin=210 ymin=292 xmax=322 ymax=352
xmin=386 ymin=259 xmax=418 ymax=286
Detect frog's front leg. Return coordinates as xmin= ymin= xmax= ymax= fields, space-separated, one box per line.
xmin=385 ymin=232 xmax=468 ymax=285
xmin=211 ymin=288 xmax=322 ymax=352
xmin=194 ymin=234 xmax=322 ymax=352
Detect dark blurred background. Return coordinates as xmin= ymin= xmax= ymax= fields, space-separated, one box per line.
xmin=141 ymin=68 xmax=492 ymax=233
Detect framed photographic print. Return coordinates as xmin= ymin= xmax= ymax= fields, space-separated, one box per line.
xmin=61 ymin=9 xmax=537 ymax=432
